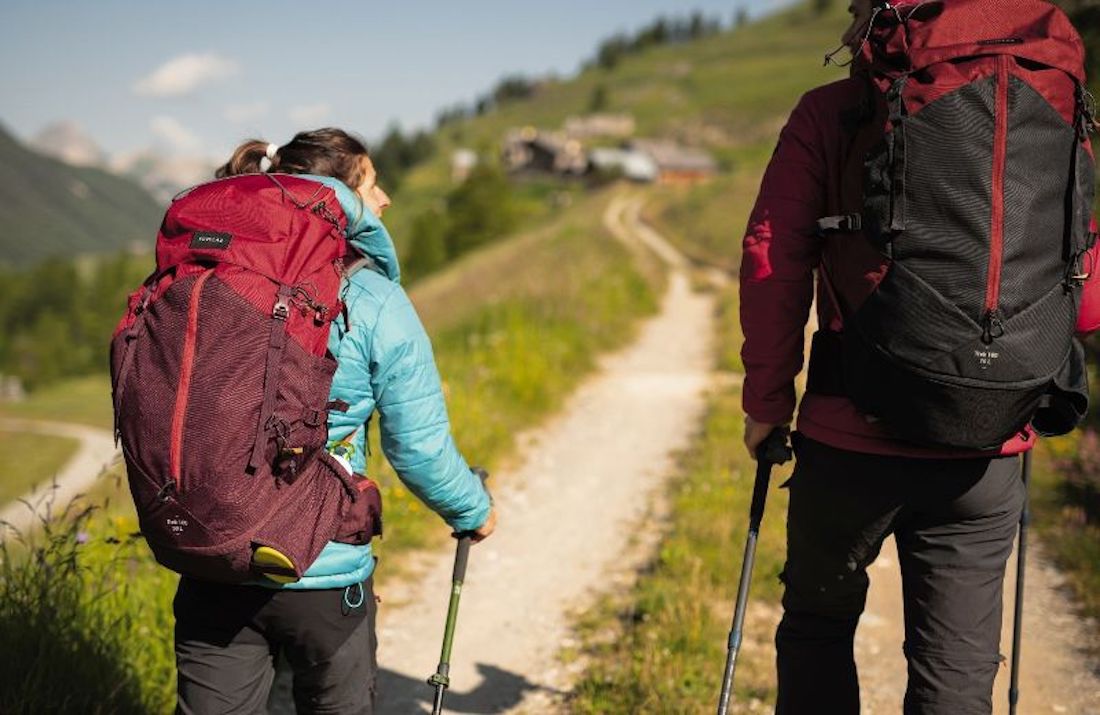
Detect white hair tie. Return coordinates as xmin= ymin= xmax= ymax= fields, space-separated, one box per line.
xmin=259 ymin=142 xmax=279 ymax=172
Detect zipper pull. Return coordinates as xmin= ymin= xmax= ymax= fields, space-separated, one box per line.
xmin=981 ymin=310 xmax=1005 ymax=345
xmin=156 ymin=481 xmax=177 ymax=503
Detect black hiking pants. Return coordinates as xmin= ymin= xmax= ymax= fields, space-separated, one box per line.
xmin=775 ymin=436 xmax=1024 ymax=715
xmin=174 ymin=576 xmax=377 ymax=714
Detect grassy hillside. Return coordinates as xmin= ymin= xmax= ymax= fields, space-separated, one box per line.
xmin=382 ymin=2 xmax=850 ymax=254
xmin=0 ymin=123 xmax=163 ymax=266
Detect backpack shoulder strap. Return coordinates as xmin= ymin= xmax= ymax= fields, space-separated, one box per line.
xmin=342 ymin=251 xmax=378 ymax=280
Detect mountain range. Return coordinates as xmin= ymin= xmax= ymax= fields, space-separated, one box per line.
xmin=0 ymin=122 xmax=164 ymax=266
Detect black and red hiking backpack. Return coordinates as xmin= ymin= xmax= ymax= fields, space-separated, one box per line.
xmin=111 ymin=174 xmax=380 ymax=583
xmin=814 ymin=0 xmax=1096 ymax=449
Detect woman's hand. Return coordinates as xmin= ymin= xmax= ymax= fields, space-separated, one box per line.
xmin=471 ymin=507 xmax=497 ymax=543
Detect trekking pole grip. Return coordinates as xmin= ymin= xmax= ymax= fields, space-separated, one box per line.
xmin=451 ymin=466 xmax=490 ymax=580
xmin=750 ymin=429 xmax=792 ymax=525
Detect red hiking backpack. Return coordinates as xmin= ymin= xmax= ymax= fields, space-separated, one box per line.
xmin=812 ymin=0 xmax=1096 ymax=449
xmin=111 ymin=174 xmax=380 ymax=583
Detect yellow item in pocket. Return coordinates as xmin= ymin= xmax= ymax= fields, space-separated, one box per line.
xmin=252 ymin=546 xmax=300 ymax=584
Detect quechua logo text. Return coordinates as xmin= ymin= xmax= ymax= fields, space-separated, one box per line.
xmin=189 ymin=231 xmax=233 ymax=250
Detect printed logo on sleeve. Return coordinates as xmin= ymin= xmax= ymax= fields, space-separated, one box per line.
xmin=189 ymin=231 xmax=233 ymax=250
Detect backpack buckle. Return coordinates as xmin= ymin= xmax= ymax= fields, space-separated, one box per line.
xmin=817 ymin=214 xmax=863 ymax=234
xmin=1077 ymin=85 xmax=1096 ymax=139
xmin=272 ymin=299 xmax=290 ymax=321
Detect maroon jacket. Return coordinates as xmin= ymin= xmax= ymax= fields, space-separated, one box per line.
xmin=740 ymin=75 xmax=1100 ymax=458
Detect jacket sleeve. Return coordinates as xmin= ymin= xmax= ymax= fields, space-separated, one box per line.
xmin=368 ymin=286 xmax=491 ymax=532
xmin=739 ymin=94 xmax=827 ymax=425
xmin=1076 ymin=217 xmax=1100 ymax=336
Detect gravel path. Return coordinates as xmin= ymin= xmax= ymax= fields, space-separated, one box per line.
xmin=857 ymin=537 xmax=1100 ymax=714
xmin=372 ymin=195 xmax=717 ymax=713
xmin=0 ymin=418 xmax=118 ymax=535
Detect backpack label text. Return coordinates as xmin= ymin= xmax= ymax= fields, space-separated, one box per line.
xmin=974 ymin=349 xmax=1000 ymax=370
xmin=190 ymin=231 xmax=233 ymax=250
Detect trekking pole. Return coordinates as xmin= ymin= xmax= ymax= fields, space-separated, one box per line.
xmin=428 ymin=467 xmax=489 ymax=715
xmin=1008 ymin=450 xmax=1031 ymax=715
xmin=717 ymin=429 xmax=792 ymax=715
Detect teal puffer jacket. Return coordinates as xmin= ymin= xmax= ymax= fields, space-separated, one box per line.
xmin=261 ymin=175 xmax=491 ymax=590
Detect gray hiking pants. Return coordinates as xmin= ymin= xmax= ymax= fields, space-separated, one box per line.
xmin=775 ymin=435 xmax=1025 ymax=715
xmin=174 ymin=576 xmax=377 ymax=714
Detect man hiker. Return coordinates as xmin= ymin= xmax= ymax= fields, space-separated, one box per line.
xmin=739 ymin=1 xmax=1098 ymax=713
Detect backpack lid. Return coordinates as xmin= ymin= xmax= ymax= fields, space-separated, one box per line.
xmin=857 ymin=0 xmax=1087 ymax=82
xmin=157 ymin=173 xmax=349 ymax=286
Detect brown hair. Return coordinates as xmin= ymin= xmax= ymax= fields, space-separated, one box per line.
xmin=215 ymin=128 xmax=371 ymax=189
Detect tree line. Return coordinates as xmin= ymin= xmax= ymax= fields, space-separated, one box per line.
xmin=0 ymin=254 xmax=148 ymax=391
xmin=402 ymin=164 xmax=522 ymax=282
xmin=588 ymin=11 xmax=725 ymax=71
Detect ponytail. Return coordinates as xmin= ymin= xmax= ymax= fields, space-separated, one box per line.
xmin=215 ymin=128 xmax=370 ymax=190
xmin=215 ymin=139 xmax=279 ymax=178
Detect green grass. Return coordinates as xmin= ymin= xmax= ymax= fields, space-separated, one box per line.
xmin=0 ymin=500 xmax=178 ymax=714
xmin=1030 ymin=436 xmax=1100 ymax=637
xmin=0 ymin=430 xmax=80 ymax=506
xmin=0 ymin=375 xmax=115 ymax=429
xmin=571 ymin=282 xmax=789 ymax=713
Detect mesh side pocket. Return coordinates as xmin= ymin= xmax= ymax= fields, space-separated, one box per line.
xmin=335 ymin=471 xmax=383 ymax=545
xmin=251 ymin=452 xmax=352 ymax=578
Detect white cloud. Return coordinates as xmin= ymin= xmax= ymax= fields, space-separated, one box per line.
xmin=224 ymin=101 xmax=270 ymax=123
xmin=134 ymin=53 xmax=239 ymax=97
xmin=288 ymin=102 xmax=331 ymax=126
xmin=150 ymin=115 xmax=201 ymax=153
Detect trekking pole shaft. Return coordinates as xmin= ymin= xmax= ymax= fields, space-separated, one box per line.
xmin=429 ymin=534 xmax=473 ymax=715
xmin=717 ymin=461 xmax=772 ymax=715
xmin=439 ymin=536 xmax=472 ymax=668
xmin=1009 ymin=450 xmax=1031 ymax=715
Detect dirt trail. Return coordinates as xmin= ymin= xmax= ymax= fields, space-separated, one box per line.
xmin=856 ymin=535 xmax=1100 ymax=714
xmin=0 ymin=418 xmax=118 ymax=534
xmin=372 ymin=195 xmax=717 ymax=713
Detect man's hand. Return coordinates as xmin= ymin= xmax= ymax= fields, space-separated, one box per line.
xmin=744 ymin=416 xmax=785 ymax=459
xmin=471 ymin=507 xmax=497 ymax=543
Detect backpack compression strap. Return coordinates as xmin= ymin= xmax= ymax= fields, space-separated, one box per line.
xmin=248 ymin=285 xmax=295 ymax=473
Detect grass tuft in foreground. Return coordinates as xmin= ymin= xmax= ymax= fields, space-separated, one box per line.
xmin=0 ymin=488 xmax=177 ymax=714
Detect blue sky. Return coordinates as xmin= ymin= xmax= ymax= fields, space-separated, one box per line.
xmin=0 ymin=0 xmax=790 ymax=161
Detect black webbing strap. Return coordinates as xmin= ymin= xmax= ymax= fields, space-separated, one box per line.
xmin=1075 ymin=84 xmax=1096 ymax=250
xmin=249 ymin=285 xmax=294 ymax=472
xmin=887 ymin=76 xmax=908 ymax=233
xmin=805 ymin=330 xmax=846 ymax=397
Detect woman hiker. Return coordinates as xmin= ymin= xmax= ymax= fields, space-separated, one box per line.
xmin=167 ymin=129 xmax=497 ymax=714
